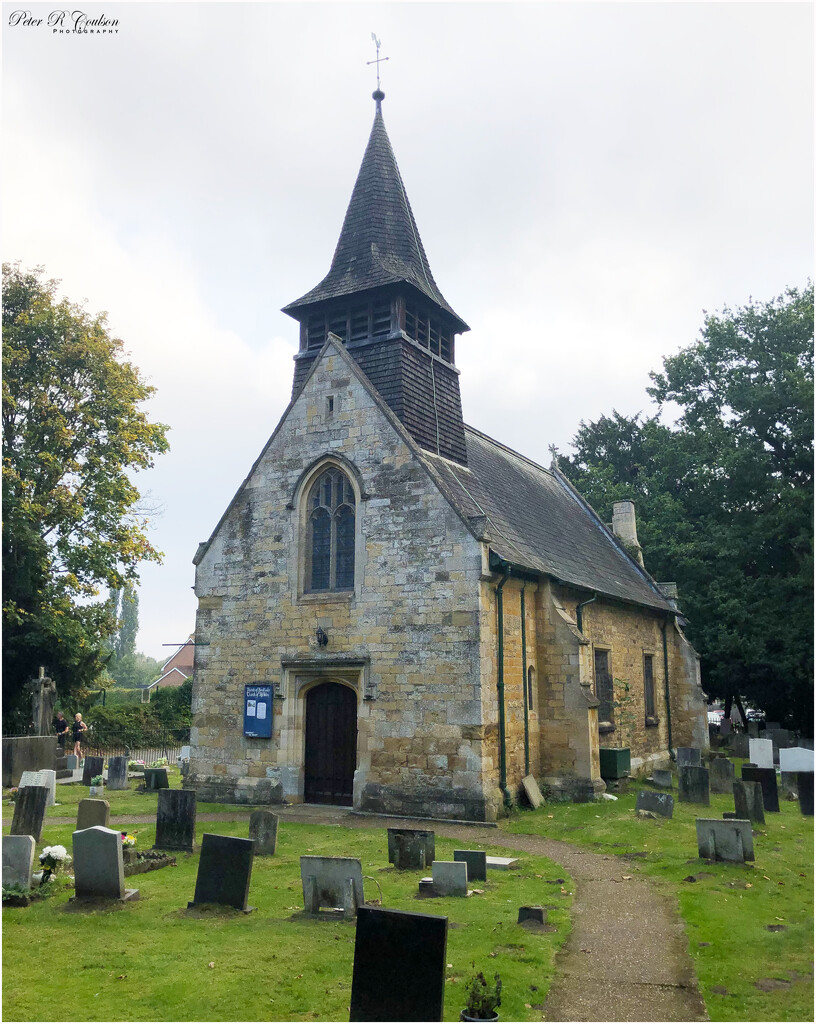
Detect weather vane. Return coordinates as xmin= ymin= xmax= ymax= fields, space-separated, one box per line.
xmin=367 ymin=33 xmax=389 ymax=93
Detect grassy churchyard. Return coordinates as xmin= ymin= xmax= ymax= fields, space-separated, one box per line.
xmin=3 ymin=760 xmax=814 ymax=1022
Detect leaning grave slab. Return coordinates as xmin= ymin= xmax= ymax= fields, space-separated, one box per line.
xmin=695 ymin=818 xmax=754 ymax=863
xmin=10 ymin=786 xmax=48 ymax=842
xmin=189 ymin=834 xmax=255 ymax=912
xmin=300 ymin=855 xmax=364 ymax=918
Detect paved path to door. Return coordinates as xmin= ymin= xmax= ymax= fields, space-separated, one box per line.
xmin=12 ymin=802 xmax=707 ymax=1022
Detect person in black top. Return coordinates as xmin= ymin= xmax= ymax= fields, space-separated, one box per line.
xmin=71 ymin=713 xmax=87 ymax=763
xmin=54 ymin=711 xmax=69 ymax=750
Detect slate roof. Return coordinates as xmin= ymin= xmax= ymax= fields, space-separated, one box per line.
xmin=282 ymin=96 xmax=469 ymax=334
xmin=422 ymin=426 xmax=674 ymax=612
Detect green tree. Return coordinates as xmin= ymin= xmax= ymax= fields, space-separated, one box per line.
xmin=116 ymin=582 xmax=139 ymax=660
xmin=2 ymin=264 xmax=169 ymax=726
xmin=562 ymin=285 xmax=813 ymax=732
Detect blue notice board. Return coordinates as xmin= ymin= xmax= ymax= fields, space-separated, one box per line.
xmin=244 ymin=684 xmax=272 ymax=738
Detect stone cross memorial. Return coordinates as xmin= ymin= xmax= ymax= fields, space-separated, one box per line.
xmin=741 ymin=765 xmax=779 ymax=813
xmin=10 ymin=786 xmax=48 ymax=842
xmin=709 ymin=758 xmax=735 ymax=795
xmin=733 ymin=780 xmax=765 ymax=824
xmin=748 ymin=738 xmax=774 ymax=770
xmin=300 ymin=855 xmax=364 ymax=918
xmin=77 ymin=798 xmax=110 ymax=830
xmin=676 ymin=747 xmax=702 ymax=768
xmin=106 ymin=756 xmax=129 ymax=791
xmin=154 ymin=789 xmax=197 ymax=851
xmin=635 ymin=790 xmax=674 ymax=818
xmin=696 ymin=818 xmax=754 ymax=863
xmin=73 ymin=825 xmax=138 ymax=901
xmin=678 ymin=765 xmax=710 ymax=805
xmin=349 ymin=906 xmax=448 ymax=1022
xmin=249 ymin=810 xmax=278 ymax=855
xmin=189 ymin=834 xmax=255 ymax=912
xmin=387 ymin=828 xmax=434 ymax=869
xmin=82 ymin=755 xmax=104 ymax=787
xmin=453 ymin=849 xmax=487 ymax=881
xmin=18 ymin=769 xmax=56 ymax=807
xmin=2 ymin=835 xmax=36 ymax=890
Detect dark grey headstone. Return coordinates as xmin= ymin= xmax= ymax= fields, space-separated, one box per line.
xmin=729 ymin=733 xmax=750 ymax=759
xmin=635 ymin=790 xmax=674 ymax=818
xmin=107 ymin=756 xmax=129 ymax=791
xmin=154 ymin=788 xmax=196 ymax=851
xmin=387 ymin=828 xmax=434 ymax=868
xmin=82 ymin=755 xmax=104 ymax=786
xmin=676 ymin=747 xmax=702 ymax=768
xmin=249 ymin=810 xmax=278 ymax=855
xmin=741 ymin=765 xmax=780 ymax=813
xmin=144 ymin=767 xmax=169 ymax=791
xmin=696 ymin=818 xmax=754 ymax=862
xmin=650 ymin=770 xmax=673 ymax=789
xmin=709 ymin=758 xmax=735 ymax=794
xmin=518 ymin=905 xmax=547 ymax=925
xmin=719 ymin=719 xmax=732 ymax=736
xmin=350 ymin=906 xmax=448 ymax=1022
xmin=73 ymin=825 xmax=131 ymax=900
xmin=189 ymin=833 xmax=254 ymax=911
xmin=10 ymin=785 xmax=48 ymax=841
xmin=733 ymin=780 xmax=765 ymax=824
xmin=678 ymin=765 xmax=710 ymax=805
xmin=393 ymin=833 xmax=427 ymax=870
xmin=77 ymin=798 xmax=110 ymax=830
xmin=798 ymin=771 xmax=814 ymax=815
xmin=453 ymin=849 xmax=487 ymax=881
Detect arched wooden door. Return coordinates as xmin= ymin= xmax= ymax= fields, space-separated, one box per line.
xmin=304 ymin=681 xmax=357 ymax=806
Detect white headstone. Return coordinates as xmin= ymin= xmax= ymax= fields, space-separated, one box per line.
xmin=2 ymin=835 xmax=36 ymax=889
xmin=73 ymin=825 xmax=125 ymax=900
xmin=779 ymin=747 xmax=814 ymax=774
xmin=180 ymin=745 xmax=191 ymax=761
xmin=748 ymin=738 xmax=774 ymax=769
xmin=18 ymin=769 xmax=56 ymax=807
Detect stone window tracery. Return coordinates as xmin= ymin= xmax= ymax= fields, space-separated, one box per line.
xmin=306 ymin=467 xmax=356 ymax=592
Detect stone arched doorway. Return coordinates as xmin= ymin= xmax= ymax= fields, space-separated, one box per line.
xmin=304 ymin=681 xmax=358 ymax=806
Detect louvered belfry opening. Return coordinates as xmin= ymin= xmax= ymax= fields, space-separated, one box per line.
xmin=283 ymin=91 xmax=470 ymax=465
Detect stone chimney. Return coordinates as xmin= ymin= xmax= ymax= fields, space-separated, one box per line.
xmin=611 ymin=500 xmax=644 ymax=567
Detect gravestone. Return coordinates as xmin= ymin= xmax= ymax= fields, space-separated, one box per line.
xmin=521 ymin=774 xmax=543 ymax=809
xmin=635 ymin=790 xmax=674 ymax=818
xmin=82 ymin=755 xmax=104 ymax=786
xmin=72 ymin=825 xmax=137 ymax=901
xmin=431 ymin=861 xmax=468 ymax=896
xmin=518 ymin=906 xmax=547 ymax=925
xmin=453 ymin=849 xmax=487 ymax=881
xmin=650 ymin=769 xmax=673 ymax=789
xmin=741 ymin=765 xmax=780 ymax=813
xmin=144 ymin=766 xmax=169 ymax=791
xmin=718 ymin=718 xmax=732 ymax=736
xmin=797 ymin=772 xmax=814 ymax=816
xmin=2 ymin=835 xmax=36 ymax=889
xmin=179 ymin=745 xmax=191 ymax=761
xmin=779 ymin=747 xmax=815 ymax=774
xmin=189 ymin=834 xmax=255 ymax=912
xmin=300 ymin=855 xmax=364 ymax=917
xmin=393 ymin=832 xmax=428 ymax=870
xmin=676 ymin=747 xmax=702 ymax=768
xmin=486 ymin=856 xmax=518 ymax=870
xmin=18 ymin=769 xmax=56 ymax=807
xmin=695 ymin=818 xmax=754 ymax=863
xmin=249 ymin=810 xmax=278 ymax=855
xmin=77 ymin=798 xmax=110 ymax=830
xmin=766 ymin=729 xmax=793 ymax=761
xmin=349 ymin=906 xmax=447 ymax=1022
xmin=709 ymin=758 xmax=735 ymax=794
xmin=779 ymin=772 xmax=799 ymax=799
xmin=154 ymin=789 xmax=196 ymax=851
xmin=678 ymin=765 xmax=710 ymax=805
xmin=106 ymin=756 xmax=129 ymax=791
xmin=387 ymin=828 xmax=434 ymax=868
xmin=10 ymin=785 xmax=48 ymax=841
xmin=66 ymin=754 xmax=80 ymax=771
xmin=733 ymin=780 xmax=765 ymax=824
xmin=748 ymin=738 xmax=773 ymax=770
xmin=747 ymin=722 xmax=760 ymax=738
xmin=729 ymin=733 xmax=750 ymax=760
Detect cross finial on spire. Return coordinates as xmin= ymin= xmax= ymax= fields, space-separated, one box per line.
xmin=368 ymin=33 xmax=388 ymax=108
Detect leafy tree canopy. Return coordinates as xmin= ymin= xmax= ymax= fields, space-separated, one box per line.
xmin=561 ymin=285 xmax=813 ymax=732
xmin=2 ymin=263 xmax=169 ymax=726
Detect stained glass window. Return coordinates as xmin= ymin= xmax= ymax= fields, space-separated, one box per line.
xmin=307 ymin=468 xmax=356 ymax=592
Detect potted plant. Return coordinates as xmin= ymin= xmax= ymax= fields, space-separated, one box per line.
xmin=38 ymin=845 xmax=71 ymax=886
xmin=121 ymin=831 xmax=137 ymax=864
xmin=89 ymin=774 xmax=104 ymax=796
xmin=461 ymin=971 xmax=502 ymax=1022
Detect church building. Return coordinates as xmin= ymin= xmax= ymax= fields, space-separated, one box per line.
xmin=186 ymin=90 xmax=708 ymax=821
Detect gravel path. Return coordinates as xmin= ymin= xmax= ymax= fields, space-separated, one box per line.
xmin=8 ymin=802 xmax=708 ymax=1022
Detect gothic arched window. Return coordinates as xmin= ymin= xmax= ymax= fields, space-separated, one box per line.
xmin=307 ymin=467 xmax=356 ymax=592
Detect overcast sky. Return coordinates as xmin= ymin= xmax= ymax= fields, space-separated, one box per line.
xmin=2 ymin=1 xmax=812 ymax=663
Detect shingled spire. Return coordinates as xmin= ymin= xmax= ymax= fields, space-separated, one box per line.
xmin=284 ymin=91 xmax=470 ymax=465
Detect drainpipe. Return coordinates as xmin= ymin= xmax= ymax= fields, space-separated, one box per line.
xmin=495 ymin=563 xmax=511 ymax=809
xmin=576 ymin=593 xmax=597 ymax=633
xmin=661 ymin=617 xmax=675 ymax=760
xmin=521 ymin=586 xmax=530 ymax=776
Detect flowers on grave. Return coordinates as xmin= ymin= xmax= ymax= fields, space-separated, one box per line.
xmin=90 ymin=775 xmax=103 ymax=787
xmin=121 ymin=833 xmax=136 ymax=848
xmin=128 ymin=759 xmax=146 ymax=770
xmin=38 ymin=845 xmax=72 ymax=886
xmin=462 ymin=970 xmax=502 ymax=1021
xmin=149 ymin=757 xmax=168 ymax=768
xmin=8 ymin=787 xmax=18 ymax=803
